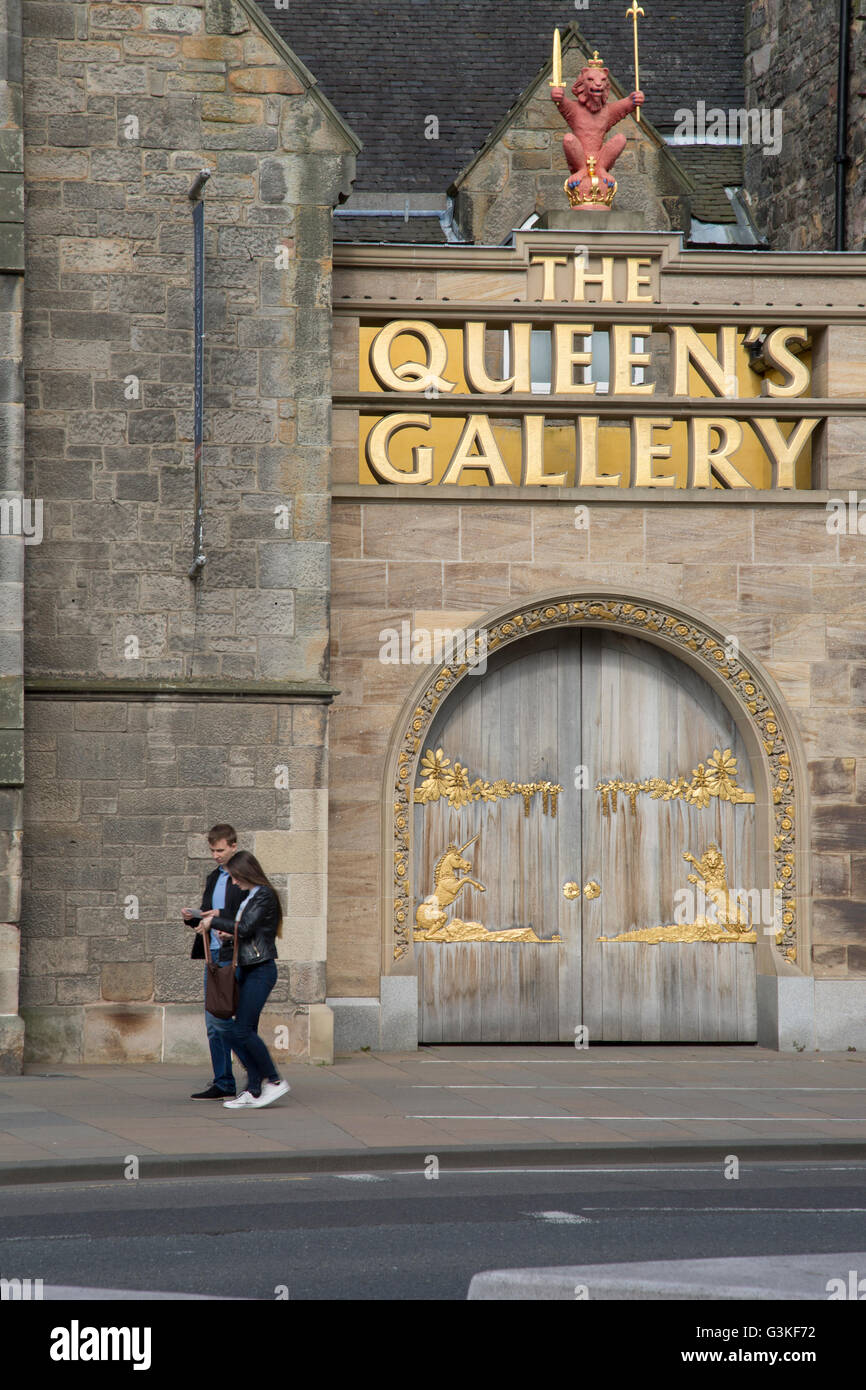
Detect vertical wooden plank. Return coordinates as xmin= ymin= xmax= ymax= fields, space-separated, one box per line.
xmin=580 ymin=630 xmax=604 ymax=1036
xmin=479 ymin=940 xmax=502 ymax=1042
xmin=638 ymin=944 xmax=662 ymax=1041
xmin=498 ymin=654 xmax=522 ymax=931
xmin=498 ymin=943 xmax=521 ymax=1040
xmin=622 ymin=945 xmax=641 ymax=1041
xmin=715 ymin=944 xmax=736 ymax=1043
xmin=558 ymin=631 xmax=582 ymax=1039
xmin=458 ymin=944 xmax=482 ymax=1042
xmin=737 ymin=943 xmax=758 ymax=1041
xmin=517 ymin=944 xmax=540 ymax=1042
xmin=418 ymin=944 xmax=440 ymax=1044
xmin=677 ymin=945 xmax=701 ymax=1042
xmin=518 ymin=651 xmax=539 ymax=939
xmin=658 ymin=943 xmax=681 ymax=1040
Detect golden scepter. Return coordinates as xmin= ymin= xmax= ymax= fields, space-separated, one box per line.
xmin=548 ymin=27 xmax=562 ymax=88
xmin=626 ymin=2 xmax=645 ymax=121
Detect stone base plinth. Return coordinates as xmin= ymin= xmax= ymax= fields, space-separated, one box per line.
xmin=20 ymin=1003 xmax=328 ymax=1065
xmin=327 ymin=983 xmax=419 ymax=1053
xmin=0 ymin=1014 xmax=24 ymax=1074
xmin=756 ymin=974 xmax=815 ymax=1051
xmin=534 ymin=209 xmax=648 ymax=231
xmin=328 ymin=997 xmax=381 ymax=1053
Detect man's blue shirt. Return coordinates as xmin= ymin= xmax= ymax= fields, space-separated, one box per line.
xmin=210 ymin=866 xmax=230 ymax=954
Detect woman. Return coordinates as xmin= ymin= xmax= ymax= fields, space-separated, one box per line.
xmin=197 ymin=850 xmax=290 ymax=1110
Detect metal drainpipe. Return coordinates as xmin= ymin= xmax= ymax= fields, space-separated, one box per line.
xmin=835 ymin=0 xmax=851 ymax=251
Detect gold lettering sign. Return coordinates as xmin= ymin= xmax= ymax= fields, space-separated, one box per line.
xmin=355 ymin=253 xmax=821 ymax=489
xmin=359 ymin=413 xmax=817 ymax=490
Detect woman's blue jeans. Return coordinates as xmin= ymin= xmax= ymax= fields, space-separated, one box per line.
xmin=226 ymin=960 xmax=280 ymax=1095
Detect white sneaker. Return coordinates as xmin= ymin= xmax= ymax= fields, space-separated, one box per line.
xmin=223 ymin=1090 xmax=263 ymax=1109
xmin=257 ymin=1079 xmax=291 ymax=1107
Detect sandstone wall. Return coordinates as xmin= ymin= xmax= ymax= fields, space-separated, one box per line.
xmin=0 ymin=0 xmax=24 ymax=1072
xmin=744 ymin=0 xmax=866 ymax=250
xmin=16 ymin=0 xmax=356 ymax=1065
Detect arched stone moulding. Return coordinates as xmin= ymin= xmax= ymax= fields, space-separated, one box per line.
xmin=381 ymin=588 xmax=811 ymax=976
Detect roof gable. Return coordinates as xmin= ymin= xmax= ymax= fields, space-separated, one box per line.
xmin=256 ymin=0 xmax=745 ymax=191
xmin=234 ymin=0 xmax=360 ymax=155
xmin=451 ymin=23 xmax=689 ymax=193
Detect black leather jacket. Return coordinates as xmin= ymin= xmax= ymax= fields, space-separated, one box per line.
xmin=212 ymin=886 xmax=280 ymax=968
xmin=189 ymin=867 xmax=247 ymax=961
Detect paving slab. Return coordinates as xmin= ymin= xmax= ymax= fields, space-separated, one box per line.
xmin=467 ymin=1252 xmax=866 ymax=1300
xmin=0 ymin=1047 xmax=863 ymax=1183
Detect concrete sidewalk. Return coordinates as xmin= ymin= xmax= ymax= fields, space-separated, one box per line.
xmin=1 ymin=1044 xmax=865 ymax=1184
xmin=467 ymin=1252 xmax=866 ymax=1300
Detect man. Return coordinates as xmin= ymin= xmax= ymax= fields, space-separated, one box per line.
xmin=183 ymin=823 xmax=248 ymax=1100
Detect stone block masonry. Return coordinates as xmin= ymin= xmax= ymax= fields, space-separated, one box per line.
xmin=0 ymin=0 xmax=25 ymax=1073
xmin=9 ymin=0 xmax=359 ymax=1068
xmin=744 ymin=0 xmax=866 ymax=251
xmin=21 ymin=694 xmax=330 ymax=1061
xmin=23 ymin=0 xmax=356 ymax=686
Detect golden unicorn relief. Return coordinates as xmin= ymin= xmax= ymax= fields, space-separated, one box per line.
xmin=414 ymin=833 xmax=560 ymax=943
xmin=414 ymin=833 xmax=486 ymax=936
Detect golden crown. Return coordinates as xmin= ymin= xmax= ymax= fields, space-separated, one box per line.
xmin=587 ymin=50 xmax=605 ymax=68
xmin=564 ymin=157 xmax=617 ymax=210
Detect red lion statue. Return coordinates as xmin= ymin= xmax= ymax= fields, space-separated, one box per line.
xmin=551 ymin=58 xmax=644 ymax=208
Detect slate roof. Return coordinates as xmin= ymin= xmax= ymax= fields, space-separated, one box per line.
xmin=673 ymin=146 xmax=744 ymax=224
xmin=260 ymin=1 xmax=746 ymax=193
xmin=333 ymin=215 xmax=448 ymax=243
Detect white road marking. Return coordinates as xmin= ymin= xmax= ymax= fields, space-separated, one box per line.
xmin=581 ymin=1206 xmax=866 ymax=1214
xmin=527 ymin=1210 xmax=592 ymax=1224
xmin=407 ymin=1114 xmax=866 ymax=1122
xmin=334 ymin=1173 xmax=387 ymax=1182
xmin=390 ymin=1164 xmax=866 ymax=1176
xmin=416 ymin=1058 xmax=845 ymax=1064
xmin=412 ymin=1084 xmax=866 ymax=1091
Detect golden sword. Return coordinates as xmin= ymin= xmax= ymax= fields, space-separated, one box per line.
xmin=549 ymin=27 xmax=562 ymax=89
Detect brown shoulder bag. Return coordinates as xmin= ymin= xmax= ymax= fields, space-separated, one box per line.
xmin=203 ymin=924 xmax=239 ymax=1020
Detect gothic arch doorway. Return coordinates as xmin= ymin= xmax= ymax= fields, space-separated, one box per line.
xmin=383 ymin=592 xmax=806 ymax=1044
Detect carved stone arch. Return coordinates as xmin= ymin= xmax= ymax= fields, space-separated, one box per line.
xmin=381 ymin=587 xmax=811 ymax=982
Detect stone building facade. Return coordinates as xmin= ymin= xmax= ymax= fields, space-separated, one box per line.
xmin=10 ymin=0 xmax=357 ymax=1067
xmin=0 ymin=0 xmax=24 ymax=1072
xmin=744 ymin=0 xmax=866 ymax=250
xmin=1 ymin=0 xmax=864 ymax=1071
xmin=328 ymin=234 xmax=866 ymax=1052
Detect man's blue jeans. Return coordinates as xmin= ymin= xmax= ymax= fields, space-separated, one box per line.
xmin=204 ymin=964 xmax=236 ymax=1095
xmin=225 ymin=960 xmax=280 ymax=1096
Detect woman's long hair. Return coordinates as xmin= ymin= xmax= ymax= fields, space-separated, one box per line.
xmin=227 ymin=850 xmax=283 ymax=937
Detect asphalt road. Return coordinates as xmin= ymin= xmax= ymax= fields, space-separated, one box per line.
xmin=2 ymin=1161 xmax=866 ymax=1301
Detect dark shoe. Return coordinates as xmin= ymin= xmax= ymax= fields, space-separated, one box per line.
xmin=191 ymin=1085 xmax=237 ymax=1099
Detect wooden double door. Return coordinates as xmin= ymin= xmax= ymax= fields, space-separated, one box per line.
xmin=414 ymin=628 xmax=758 ymax=1042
